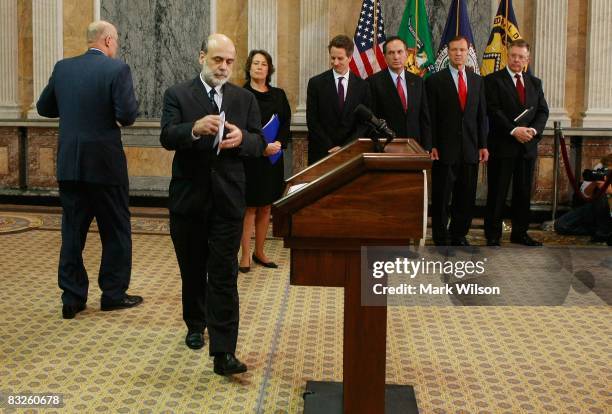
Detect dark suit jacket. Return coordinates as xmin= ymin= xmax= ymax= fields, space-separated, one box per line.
xmin=367 ymin=69 xmax=432 ymax=150
xmin=426 ymin=68 xmax=487 ymax=164
xmin=160 ymin=77 xmax=266 ymax=218
xmin=36 ymin=49 xmax=138 ymax=186
xmin=485 ymin=69 xmax=549 ymax=159
xmin=306 ymin=70 xmax=371 ymax=163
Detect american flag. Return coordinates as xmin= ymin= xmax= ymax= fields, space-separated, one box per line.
xmin=349 ymin=0 xmax=388 ymax=79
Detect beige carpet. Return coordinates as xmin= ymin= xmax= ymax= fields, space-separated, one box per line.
xmin=0 ymin=209 xmax=610 ymax=413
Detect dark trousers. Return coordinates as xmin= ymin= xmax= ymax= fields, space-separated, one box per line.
xmin=170 ymin=211 xmax=242 ymax=355
xmin=58 ymin=181 xmax=131 ymax=305
xmin=556 ymin=196 xmax=611 ymax=238
xmin=431 ymin=161 xmax=479 ymax=243
xmin=485 ymin=156 xmax=536 ymax=240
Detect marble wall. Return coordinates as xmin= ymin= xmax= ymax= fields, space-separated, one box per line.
xmin=383 ymin=0 xmax=492 ymax=65
xmin=101 ymin=0 xmax=212 ymax=119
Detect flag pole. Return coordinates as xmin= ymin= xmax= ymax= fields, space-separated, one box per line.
xmin=415 ymin=0 xmax=419 ymax=50
xmin=504 ymin=0 xmax=509 ymax=61
xmin=456 ymin=0 xmax=460 ymax=36
xmin=373 ymin=0 xmax=378 ymax=48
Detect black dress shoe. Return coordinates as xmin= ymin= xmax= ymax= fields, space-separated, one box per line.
xmin=486 ymin=238 xmax=501 ymax=246
xmin=62 ymin=303 xmax=86 ymax=319
xmin=101 ymin=294 xmax=144 ymax=311
xmin=238 ymin=265 xmax=250 ymax=273
xmin=252 ymin=253 xmax=278 ymax=269
xmin=510 ymin=234 xmax=542 ymax=246
xmin=451 ymin=237 xmax=470 ymax=246
xmin=185 ymin=331 xmax=204 ymax=349
xmin=213 ymin=353 xmax=247 ymax=375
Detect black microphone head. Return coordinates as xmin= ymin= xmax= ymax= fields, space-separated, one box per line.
xmin=354 ymin=104 xmax=373 ymax=121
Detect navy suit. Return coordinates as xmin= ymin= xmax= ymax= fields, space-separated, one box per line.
xmin=484 ymin=69 xmax=549 ymax=240
xmin=37 ymin=49 xmax=138 ymax=306
xmin=426 ymin=68 xmax=487 ymax=244
xmin=160 ymin=77 xmax=266 ymax=355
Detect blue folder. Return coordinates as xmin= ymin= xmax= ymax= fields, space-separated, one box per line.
xmin=262 ymin=114 xmax=282 ymax=165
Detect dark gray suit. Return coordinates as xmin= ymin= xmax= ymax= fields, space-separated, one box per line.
xmin=160 ymin=77 xmax=266 ymax=355
xmin=37 ymin=49 xmax=138 ymax=306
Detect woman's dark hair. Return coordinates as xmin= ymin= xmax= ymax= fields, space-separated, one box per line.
xmin=244 ymin=49 xmax=275 ymax=85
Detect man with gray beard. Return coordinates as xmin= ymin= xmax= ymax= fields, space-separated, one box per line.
xmin=160 ymin=33 xmax=266 ymax=375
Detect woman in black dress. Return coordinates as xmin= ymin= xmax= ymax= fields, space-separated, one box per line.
xmin=239 ymin=50 xmax=291 ymax=272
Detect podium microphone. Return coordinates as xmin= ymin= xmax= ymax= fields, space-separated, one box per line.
xmin=354 ymin=104 xmax=396 ymax=152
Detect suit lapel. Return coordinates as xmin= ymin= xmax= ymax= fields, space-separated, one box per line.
xmin=501 ymin=69 xmax=522 ymax=108
xmin=342 ymin=72 xmax=359 ymax=117
xmin=190 ymin=77 xmax=215 ymax=114
xmin=465 ymin=70 xmax=476 ymax=111
xmin=404 ymin=70 xmax=416 ymax=114
xmin=326 ymin=70 xmax=342 ymax=117
xmin=523 ymin=72 xmax=537 ymax=109
xmin=384 ymin=70 xmax=404 ymax=112
xmin=220 ymin=82 xmax=233 ymax=114
xmin=443 ymin=68 xmax=460 ymax=110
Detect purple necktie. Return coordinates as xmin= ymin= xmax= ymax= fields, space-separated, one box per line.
xmin=338 ymin=77 xmax=345 ymax=112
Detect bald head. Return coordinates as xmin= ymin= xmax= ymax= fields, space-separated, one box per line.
xmin=87 ymin=21 xmax=119 ymax=58
xmin=201 ymin=33 xmax=236 ymax=55
xmin=199 ymin=33 xmax=236 ymax=87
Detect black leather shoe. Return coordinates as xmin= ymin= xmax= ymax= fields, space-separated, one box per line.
xmin=185 ymin=331 xmax=204 ymax=349
xmin=62 ymin=303 xmax=86 ymax=319
xmin=238 ymin=266 xmax=250 ymax=273
xmin=486 ymin=238 xmax=501 ymax=246
xmin=252 ymin=254 xmax=278 ymax=269
xmin=101 ymin=294 xmax=144 ymax=311
xmin=213 ymin=353 xmax=247 ymax=375
xmin=510 ymin=234 xmax=542 ymax=246
xmin=451 ymin=237 xmax=470 ymax=246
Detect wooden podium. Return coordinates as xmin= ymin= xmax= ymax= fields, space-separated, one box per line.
xmin=272 ymin=138 xmax=431 ymax=413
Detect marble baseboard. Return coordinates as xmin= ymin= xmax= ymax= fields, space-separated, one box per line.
xmin=0 ymin=127 xmax=20 ymax=187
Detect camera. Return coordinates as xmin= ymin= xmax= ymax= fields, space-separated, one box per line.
xmin=582 ymin=167 xmax=609 ymax=182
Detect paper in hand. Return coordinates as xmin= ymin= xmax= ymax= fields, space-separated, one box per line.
xmin=213 ymin=111 xmax=226 ymax=154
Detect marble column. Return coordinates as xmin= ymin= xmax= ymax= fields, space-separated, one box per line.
xmin=248 ymin=0 xmax=278 ymax=84
xmin=533 ymin=0 xmax=571 ymax=127
xmin=28 ymin=0 xmax=63 ymax=119
xmin=293 ymin=0 xmax=329 ymax=124
xmin=93 ymin=0 xmax=100 ymax=21
xmin=582 ymin=0 xmax=612 ymax=128
xmin=0 ymin=0 xmax=21 ymax=118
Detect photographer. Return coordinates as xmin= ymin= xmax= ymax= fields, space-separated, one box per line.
xmin=555 ymin=154 xmax=612 ymax=244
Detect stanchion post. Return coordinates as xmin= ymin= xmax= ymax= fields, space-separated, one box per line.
xmin=552 ymin=121 xmax=561 ymax=230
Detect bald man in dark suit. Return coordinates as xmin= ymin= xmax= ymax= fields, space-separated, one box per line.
xmin=37 ymin=21 xmax=142 ymax=319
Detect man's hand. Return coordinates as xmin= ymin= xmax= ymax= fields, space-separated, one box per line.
xmin=430 ymin=148 xmax=439 ymax=160
xmin=220 ymin=121 xmax=243 ymax=150
xmin=192 ymin=115 xmax=221 ymax=136
xmin=328 ymin=146 xmax=341 ymax=154
xmin=512 ymin=126 xmax=535 ymax=143
xmin=263 ymin=141 xmax=282 ymax=156
xmin=479 ymin=148 xmax=489 ymax=163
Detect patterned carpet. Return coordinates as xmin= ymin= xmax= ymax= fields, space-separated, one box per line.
xmin=0 ymin=209 xmax=610 ymax=413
